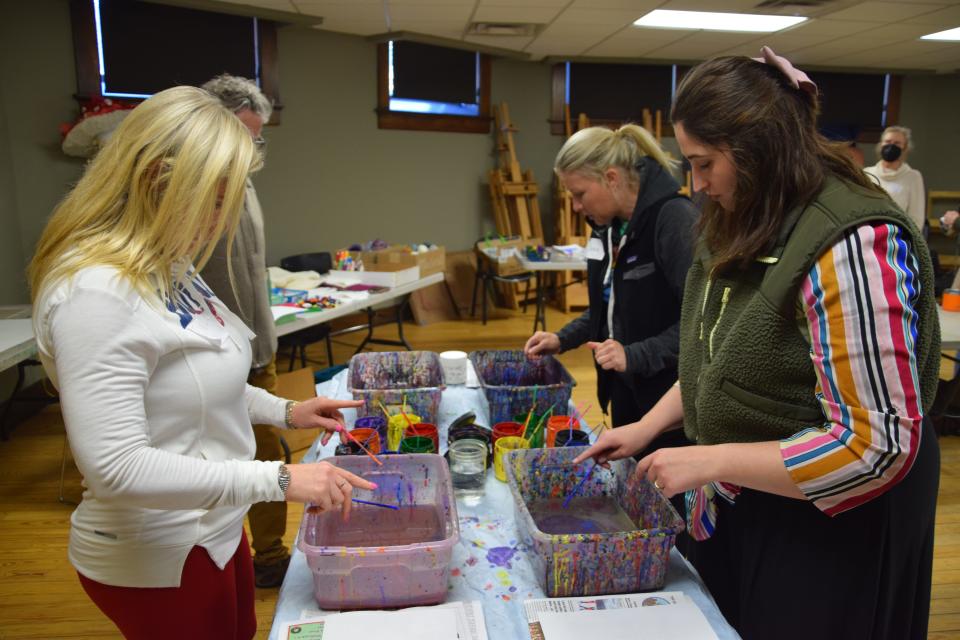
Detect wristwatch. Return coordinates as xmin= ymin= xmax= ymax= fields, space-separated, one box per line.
xmin=278 ymin=464 xmax=291 ymax=497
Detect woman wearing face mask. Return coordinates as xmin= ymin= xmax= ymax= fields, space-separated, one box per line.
xmin=864 ymin=125 xmax=926 ymax=232
xmin=575 ymin=49 xmax=940 ymax=639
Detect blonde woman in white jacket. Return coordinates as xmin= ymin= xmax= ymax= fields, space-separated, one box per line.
xmin=28 ymin=86 xmax=374 ymax=640
xmin=864 ymin=125 xmax=926 ymax=231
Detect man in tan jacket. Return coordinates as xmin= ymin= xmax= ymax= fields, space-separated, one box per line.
xmin=200 ymin=74 xmax=288 ymax=588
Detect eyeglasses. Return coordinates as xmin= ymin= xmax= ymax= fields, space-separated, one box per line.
xmin=253 ymin=136 xmax=267 ymax=150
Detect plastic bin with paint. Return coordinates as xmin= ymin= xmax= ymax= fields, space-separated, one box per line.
xmin=297 ymin=453 xmax=459 ymax=609
xmin=504 ymin=446 xmax=684 ymax=597
xmin=348 ymin=351 xmax=445 ymax=425
xmin=469 ymin=349 xmax=575 ymax=425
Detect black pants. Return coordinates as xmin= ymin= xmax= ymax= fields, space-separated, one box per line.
xmin=687 ymin=417 xmax=940 ymax=640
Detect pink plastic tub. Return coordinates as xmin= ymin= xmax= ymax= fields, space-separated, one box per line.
xmin=297 ymin=453 xmax=459 ymax=609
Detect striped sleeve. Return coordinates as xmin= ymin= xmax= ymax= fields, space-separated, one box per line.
xmin=780 ymin=222 xmax=924 ymax=516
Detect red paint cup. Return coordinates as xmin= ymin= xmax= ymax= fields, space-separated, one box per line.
xmin=404 ymin=423 xmax=438 ymax=453
xmin=492 ymin=421 xmax=524 ymax=446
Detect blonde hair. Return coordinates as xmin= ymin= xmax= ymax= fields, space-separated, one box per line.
xmin=876 ymin=125 xmax=913 ymax=157
xmin=29 ymin=86 xmax=261 ymax=304
xmin=554 ymin=124 xmax=674 ymax=185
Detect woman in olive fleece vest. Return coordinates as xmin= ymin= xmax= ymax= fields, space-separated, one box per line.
xmin=575 ymin=49 xmax=940 ymax=640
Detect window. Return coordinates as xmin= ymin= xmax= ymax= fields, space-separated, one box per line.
xmin=551 ymin=62 xmax=677 ymax=135
xmin=70 ymin=0 xmax=282 ymax=120
xmin=808 ymin=70 xmax=900 ymax=143
xmin=377 ymin=41 xmax=491 ymax=133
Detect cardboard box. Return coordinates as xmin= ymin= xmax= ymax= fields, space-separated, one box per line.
xmin=348 ymin=246 xmax=446 ymax=276
xmin=328 ymin=266 xmax=421 ymax=288
xmin=476 ymin=236 xmax=542 ymax=276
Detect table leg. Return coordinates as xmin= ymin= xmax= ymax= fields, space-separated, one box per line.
xmin=0 ymin=360 xmax=28 ymax=441
xmin=531 ymin=272 xmax=547 ymax=333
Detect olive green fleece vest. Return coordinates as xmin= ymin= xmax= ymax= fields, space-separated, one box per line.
xmin=679 ymin=177 xmax=941 ymax=445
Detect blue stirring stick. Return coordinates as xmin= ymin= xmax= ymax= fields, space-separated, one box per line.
xmin=352 ymin=498 xmax=399 ymax=510
xmin=562 ymin=462 xmax=597 ymax=509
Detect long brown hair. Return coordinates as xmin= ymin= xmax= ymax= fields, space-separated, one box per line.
xmin=671 ymin=55 xmax=882 ymax=272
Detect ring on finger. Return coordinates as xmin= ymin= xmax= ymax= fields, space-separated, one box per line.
xmin=653 ymin=480 xmax=663 ymax=491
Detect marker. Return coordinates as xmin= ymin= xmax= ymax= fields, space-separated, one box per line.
xmin=352 ymin=498 xmax=399 ymax=510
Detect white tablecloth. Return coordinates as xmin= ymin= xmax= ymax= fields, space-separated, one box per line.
xmin=268 ymin=370 xmax=740 ymax=640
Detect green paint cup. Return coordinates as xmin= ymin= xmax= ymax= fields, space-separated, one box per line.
xmin=399 ymin=435 xmax=435 ymax=454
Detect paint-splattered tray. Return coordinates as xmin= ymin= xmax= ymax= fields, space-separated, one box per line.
xmin=469 ymin=349 xmax=575 ymax=425
xmin=504 ymin=446 xmax=684 ymax=597
xmin=298 ymin=453 xmax=459 ymax=609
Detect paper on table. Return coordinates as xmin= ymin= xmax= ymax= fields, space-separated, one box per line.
xmin=321 ymin=608 xmax=458 ymax=640
xmin=537 ymin=599 xmax=719 ymax=640
xmin=271 ymin=305 xmax=306 ymax=321
xmin=295 ymin=601 xmax=487 ymax=640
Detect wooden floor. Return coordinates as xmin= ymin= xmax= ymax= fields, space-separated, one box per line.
xmin=1 ymin=306 xmax=958 ymax=639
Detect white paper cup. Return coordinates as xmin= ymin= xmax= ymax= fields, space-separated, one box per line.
xmin=439 ymin=350 xmax=468 ymax=385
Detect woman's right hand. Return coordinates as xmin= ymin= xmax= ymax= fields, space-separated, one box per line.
xmin=572 ymin=423 xmax=653 ymax=467
xmin=524 ymin=331 xmax=561 ymax=358
xmin=284 ymin=461 xmax=377 ymax=520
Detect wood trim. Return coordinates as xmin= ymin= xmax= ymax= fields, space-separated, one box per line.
xmin=70 ymin=0 xmax=101 ymax=98
xmin=376 ymin=43 xmax=491 ymax=134
xmin=258 ymin=20 xmax=283 ymax=125
xmin=550 ymin=63 xmax=566 ymax=136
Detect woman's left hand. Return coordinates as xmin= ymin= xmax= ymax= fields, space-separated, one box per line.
xmin=289 ymin=397 xmax=364 ymax=443
xmin=635 ymin=445 xmax=721 ymax=498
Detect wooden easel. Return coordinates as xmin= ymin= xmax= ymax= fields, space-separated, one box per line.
xmin=488 ymin=102 xmax=544 ymax=308
xmin=552 ymin=109 xmax=590 ymax=312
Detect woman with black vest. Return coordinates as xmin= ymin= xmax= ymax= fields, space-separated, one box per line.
xmin=575 ymin=49 xmax=940 ymax=640
xmin=524 ymin=124 xmax=699 ymax=453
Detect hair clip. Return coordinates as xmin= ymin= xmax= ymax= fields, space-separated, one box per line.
xmin=753 ymin=46 xmax=818 ymax=96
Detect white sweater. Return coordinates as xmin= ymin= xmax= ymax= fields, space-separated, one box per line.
xmin=864 ymin=161 xmax=926 ymax=231
xmin=33 ymin=266 xmax=288 ymax=587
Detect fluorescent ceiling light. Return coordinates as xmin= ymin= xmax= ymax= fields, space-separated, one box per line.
xmin=921 ymin=26 xmax=960 ymax=41
xmin=634 ymin=9 xmax=807 ymax=33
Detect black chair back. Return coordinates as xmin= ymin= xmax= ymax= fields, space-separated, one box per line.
xmin=280 ymin=252 xmax=332 ymax=274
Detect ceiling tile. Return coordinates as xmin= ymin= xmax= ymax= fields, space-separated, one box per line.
xmin=790 ymin=18 xmax=886 ymax=37
xmin=569 ymin=0 xmax=661 ymax=10
xmin=293 ymin=2 xmax=385 ymax=19
xmin=550 ymin=8 xmax=647 ymax=27
xmin=316 ymin=19 xmax=389 ymax=35
xmin=643 ymin=31 xmax=769 ymax=60
xmin=658 ymin=0 xmax=769 ymax=11
xmin=472 ymin=6 xmax=563 ymax=22
xmin=903 ymin=5 xmax=960 ymax=26
xmin=483 ymin=0 xmax=569 ymax=6
xmin=387 ymin=4 xmax=473 ymax=20
xmin=584 ymin=27 xmax=692 ymax=57
xmin=822 ymin=1 xmax=946 ymax=22
xmin=234 ymin=0 xmax=297 ymax=7
xmin=463 ymin=34 xmax=537 ymax=49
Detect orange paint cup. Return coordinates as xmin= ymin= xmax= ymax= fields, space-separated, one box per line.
xmin=342 ymin=427 xmax=381 ymax=454
xmin=546 ymin=415 xmax=578 ymax=448
xmin=944 ymin=289 xmax=960 ymax=312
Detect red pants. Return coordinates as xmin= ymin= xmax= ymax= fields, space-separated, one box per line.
xmin=78 ymin=530 xmax=256 ymax=639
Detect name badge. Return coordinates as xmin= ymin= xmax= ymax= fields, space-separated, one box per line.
xmin=585 ymin=237 xmax=604 ymax=261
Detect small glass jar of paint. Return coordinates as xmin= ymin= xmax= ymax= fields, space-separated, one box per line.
xmin=448 ymin=439 xmax=487 ymax=495
xmin=494 ymin=435 xmax=530 ymax=482
xmin=335 ymin=441 xmax=362 ymax=456
xmin=555 ymin=429 xmax=590 ymax=448
xmin=399 ymin=435 xmax=435 ymax=454
xmin=546 ymin=416 xmax=576 ymax=448
xmin=405 ymin=423 xmax=439 ymax=453
xmin=448 ymin=424 xmax=492 ymax=463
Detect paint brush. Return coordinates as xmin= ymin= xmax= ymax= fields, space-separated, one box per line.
xmin=527 ymin=401 xmax=558 ymax=441
xmin=352 ymin=498 xmax=399 ymax=510
xmin=336 ymin=423 xmax=383 ymax=466
xmin=563 ymin=462 xmax=597 ymax=509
